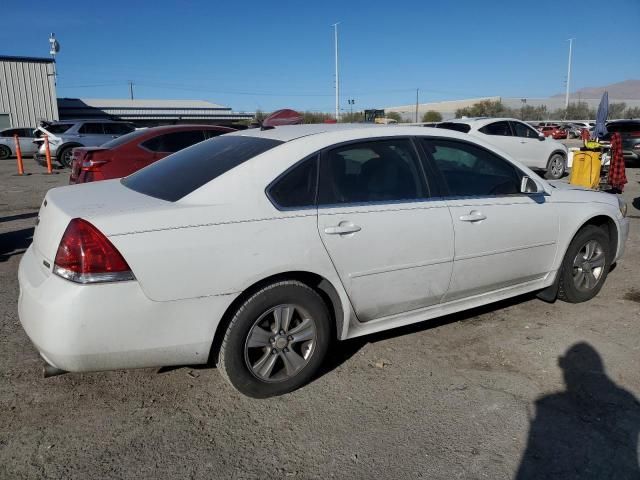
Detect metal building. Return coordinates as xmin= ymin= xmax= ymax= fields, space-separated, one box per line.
xmin=0 ymin=55 xmax=58 ymax=130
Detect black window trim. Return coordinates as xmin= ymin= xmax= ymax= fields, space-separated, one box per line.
xmin=418 ymin=135 xmax=543 ymax=199
xmin=265 ymin=153 xmax=320 ymax=212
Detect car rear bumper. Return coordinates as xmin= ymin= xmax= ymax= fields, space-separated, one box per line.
xmin=18 ymin=245 xmax=234 ymax=372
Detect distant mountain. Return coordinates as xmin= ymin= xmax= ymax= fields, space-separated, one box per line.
xmin=552 ymin=79 xmax=640 ymax=100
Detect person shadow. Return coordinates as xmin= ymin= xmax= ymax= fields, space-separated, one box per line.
xmin=515 ymin=342 xmax=640 ymax=479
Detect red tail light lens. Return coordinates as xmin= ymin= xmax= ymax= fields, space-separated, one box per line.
xmin=53 ymin=218 xmax=135 ymax=283
xmin=81 ymin=158 xmax=110 ymax=171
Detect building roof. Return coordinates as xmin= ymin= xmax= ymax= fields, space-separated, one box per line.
xmin=0 ymin=55 xmax=55 ymax=64
xmin=57 ymin=98 xmax=253 ymax=121
xmin=60 ymin=98 xmax=229 ymax=110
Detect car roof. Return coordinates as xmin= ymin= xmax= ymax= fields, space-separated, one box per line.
xmin=139 ymin=124 xmax=235 ymax=133
xmin=45 ymin=119 xmax=130 ymax=124
xmin=439 ymin=117 xmax=523 ymax=128
xmin=227 ymin=123 xmax=385 ymax=142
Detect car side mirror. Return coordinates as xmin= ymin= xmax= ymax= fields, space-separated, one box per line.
xmin=538 ymin=134 xmax=545 ymax=141
xmin=521 ymin=176 xmax=539 ymax=194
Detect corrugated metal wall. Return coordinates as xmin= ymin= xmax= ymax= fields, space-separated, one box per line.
xmin=0 ymin=59 xmax=58 ymax=128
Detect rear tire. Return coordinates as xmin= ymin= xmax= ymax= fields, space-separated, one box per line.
xmin=57 ymin=146 xmax=74 ymax=168
xmin=545 ymin=153 xmax=566 ymax=180
xmin=218 ymin=280 xmax=331 ymax=398
xmin=0 ymin=145 xmax=11 ymax=160
xmin=558 ymin=225 xmax=611 ymax=303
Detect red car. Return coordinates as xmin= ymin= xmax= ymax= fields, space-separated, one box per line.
xmin=538 ymin=126 xmax=567 ymax=140
xmin=69 ymin=124 xmax=235 ymax=184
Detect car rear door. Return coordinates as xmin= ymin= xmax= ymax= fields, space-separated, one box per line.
xmin=77 ymin=122 xmax=109 ymax=146
xmin=420 ymin=137 xmax=558 ymax=302
xmin=316 ymin=138 xmax=454 ymax=322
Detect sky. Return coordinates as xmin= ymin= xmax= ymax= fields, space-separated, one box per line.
xmin=3 ymin=0 xmax=639 ymax=113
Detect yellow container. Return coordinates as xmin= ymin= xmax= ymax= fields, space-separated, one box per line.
xmin=569 ymin=151 xmax=601 ymax=189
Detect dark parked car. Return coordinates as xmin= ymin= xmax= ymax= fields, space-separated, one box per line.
xmin=604 ymin=120 xmax=640 ymax=164
xmin=69 ymin=125 xmax=235 ymax=184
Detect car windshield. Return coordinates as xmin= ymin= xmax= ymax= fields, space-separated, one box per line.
xmin=435 ymin=122 xmax=471 ymax=133
xmin=122 ymin=135 xmax=283 ymax=202
xmin=101 ymin=129 xmax=149 ymax=149
xmin=44 ymin=123 xmax=73 ymax=134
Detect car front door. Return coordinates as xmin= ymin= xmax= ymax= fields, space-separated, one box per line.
xmin=420 ymin=138 xmax=558 ymax=302
xmin=316 ymin=138 xmax=454 ymax=322
xmin=510 ymin=120 xmax=548 ymax=169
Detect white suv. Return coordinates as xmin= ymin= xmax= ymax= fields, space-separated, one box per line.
xmin=436 ymin=118 xmax=568 ymax=179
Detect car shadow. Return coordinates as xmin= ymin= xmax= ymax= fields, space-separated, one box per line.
xmin=316 ymin=292 xmax=539 ymax=381
xmin=0 ymin=212 xmax=38 ymax=224
xmin=0 ymin=227 xmax=34 ymax=262
xmin=514 ymin=342 xmax=640 ymax=479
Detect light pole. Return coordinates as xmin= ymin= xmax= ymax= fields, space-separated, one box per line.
xmin=565 ymin=38 xmax=574 ymax=110
xmin=332 ymin=23 xmax=340 ymax=121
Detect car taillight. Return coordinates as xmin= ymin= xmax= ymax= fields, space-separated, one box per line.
xmin=81 ymin=158 xmax=110 ymax=171
xmin=53 ymin=218 xmax=135 ymax=284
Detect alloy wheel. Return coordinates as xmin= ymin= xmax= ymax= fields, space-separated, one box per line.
xmin=572 ymin=240 xmax=606 ymax=291
xmin=244 ymin=304 xmax=317 ymax=383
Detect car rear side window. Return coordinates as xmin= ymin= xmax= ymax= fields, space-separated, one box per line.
xmin=122 ymin=135 xmax=283 ymax=202
xmin=79 ymin=123 xmax=106 ymax=134
xmin=268 ymin=156 xmax=318 ymax=209
xmin=479 ymin=121 xmax=512 ymax=136
xmin=436 ymin=122 xmax=471 ymax=133
xmin=318 ymin=139 xmax=427 ymax=205
xmin=422 ymin=139 xmax=521 ymax=197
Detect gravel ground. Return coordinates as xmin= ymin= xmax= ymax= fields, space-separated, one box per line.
xmin=1 ymin=157 xmax=639 ymax=479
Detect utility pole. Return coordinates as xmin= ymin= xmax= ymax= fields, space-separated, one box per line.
xmin=332 ymin=23 xmax=340 ymax=121
xmin=129 ymin=81 xmax=134 ymax=100
xmin=565 ymin=38 xmax=574 ymax=110
xmin=415 ymin=88 xmax=419 ymax=123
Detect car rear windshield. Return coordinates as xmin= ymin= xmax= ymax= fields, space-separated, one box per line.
xmin=122 ymin=135 xmax=283 ymax=201
xmin=435 ymin=122 xmax=471 ymax=133
xmin=101 ymin=129 xmax=149 ymax=149
xmin=606 ymin=121 xmax=640 ymax=133
xmin=45 ymin=123 xmax=73 ymax=134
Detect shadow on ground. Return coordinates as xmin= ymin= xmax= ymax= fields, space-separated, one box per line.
xmin=0 ymin=227 xmax=33 ymax=262
xmin=515 ymin=342 xmax=640 ymax=479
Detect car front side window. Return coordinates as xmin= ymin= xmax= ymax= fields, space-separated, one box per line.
xmin=423 ymin=139 xmax=522 ymax=197
xmin=479 ymin=121 xmax=512 ymax=136
xmin=511 ymin=121 xmax=540 ymax=139
xmin=318 ymin=139 xmax=427 ymax=206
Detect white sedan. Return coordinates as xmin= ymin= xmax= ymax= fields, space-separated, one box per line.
xmin=18 ymin=125 xmax=629 ymax=397
xmin=436 ymin=118 xmax=569 ymax=180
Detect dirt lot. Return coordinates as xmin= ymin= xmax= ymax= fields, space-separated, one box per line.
xmin=1 ymin=158 xmax=639 ymax=479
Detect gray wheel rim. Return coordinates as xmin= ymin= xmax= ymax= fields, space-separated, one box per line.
xmin=550 ymin=156 xmax=564 ymax=177
xmin=244 ymin=304 xmax=317 ymax=383
xmin=572 ymin=240 xmax=605 ymax=292
xmin=0 ymin=146 xmax=10 ymax=159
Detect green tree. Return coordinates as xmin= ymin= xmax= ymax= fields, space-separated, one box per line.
xmin=455 ymin=100 xmax=514 ymax=118
xmin=302 ymin=111 xmax=334 ymax=124
xmin=385 ymin=111 xmax=403 ymax=122
xmin=553 ymin=101 xmax=594 ymax=120
xmin=625 ymin=106 xmax=640 ymax=118
xmin=520 ymin=105 xmax=549 ymax=121
xmin=422 ymin=110 xmax=443 ymax=122
xmin=253 ymin=109 xmax=267 ymax=123
xmin=609 ymin=102 xmax=627 ymax=119
xmin=339 ymin=111 xmax=364 ymax=123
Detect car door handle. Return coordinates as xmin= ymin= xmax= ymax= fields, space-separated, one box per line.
xmin=324 ymin=222 xmax=362 ymax=235
xmin=459 ymin=211 xmax=486 ymax=222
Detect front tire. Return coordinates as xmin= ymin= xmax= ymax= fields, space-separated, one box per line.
xmin=545 ymin=153 xmax=566 ymax=180
xmin=0 ymin=145 xmax=11 ymax=160
xmin=558 ymin=225 xmax=611 ymax=303
xmin=218 ymin=281 xmax=331 ymax=398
